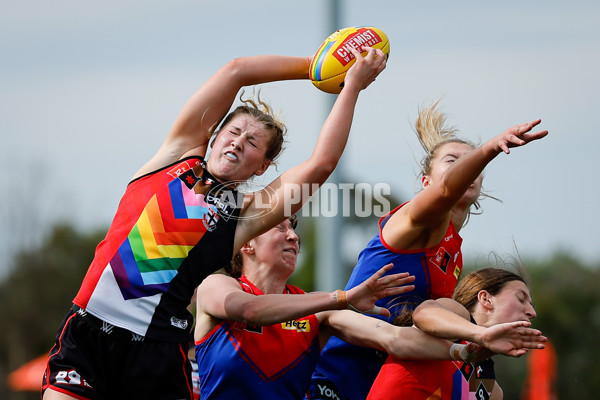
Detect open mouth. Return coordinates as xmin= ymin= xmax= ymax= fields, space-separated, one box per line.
xmin=224 ymin=151 xmax=238 ymax=161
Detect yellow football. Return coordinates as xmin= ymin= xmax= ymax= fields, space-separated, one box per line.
xmin=309 ymin=26 xmax=390 ymax=94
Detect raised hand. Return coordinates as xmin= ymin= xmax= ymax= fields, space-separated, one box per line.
xmin=487 ymin=119 xmax=549 ymax=154
xmin=343 ymin=46 xmax=387 ymax=92
xmin=345 ymin=263 xmax=415 ymax=317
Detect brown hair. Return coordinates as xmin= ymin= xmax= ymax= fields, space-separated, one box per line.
xmin=225 ymin=215 xmax=299 ymax=278
xmin=453 ymin=267 xmax=526 ymax=312
xmin=211 ymin=90 xmax=287 ymax=166
xmin=392 ymin=255 xmax=529 ymax=326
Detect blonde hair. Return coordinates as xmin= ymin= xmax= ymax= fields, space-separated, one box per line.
xmin=211 ymin=89 xmax=287 ymax=166
xmin=414 ymin=98 xmax=475 ymax=176
xmin=414 ymin=98 xmax=501 ymax=222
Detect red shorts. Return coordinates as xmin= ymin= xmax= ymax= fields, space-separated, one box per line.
xmin=42 ymin=305 xmax=193 ymax=399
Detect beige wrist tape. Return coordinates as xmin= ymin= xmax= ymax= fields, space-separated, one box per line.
xmin=335 ymin=289 xmax=347 ymax=310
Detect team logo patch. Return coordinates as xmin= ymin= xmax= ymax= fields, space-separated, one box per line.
xmin=430 ymin=247 xmax=451 ymax=273
xmin=244 ymin=324 xmax=263 ymax=334
xmin=202 ymin=207 xmax=219 ymax=231
xmin=230 ymin=321 xmax=263 ymax=334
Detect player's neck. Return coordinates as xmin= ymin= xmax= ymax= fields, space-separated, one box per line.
xmin=244 ymin=265 xmax=289 ymax=294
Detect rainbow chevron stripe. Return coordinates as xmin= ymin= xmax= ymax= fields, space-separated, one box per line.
xmin=111 ymin=178 xmax=216 ymax=299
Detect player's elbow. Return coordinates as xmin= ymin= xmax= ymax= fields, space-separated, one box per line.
xmin=237 ymin=301 xmax=265 ymax=324
xmin=221 ymin=57 xmax=250 ymax=83
xmin=412 ymin=300 xmax=436 ymax=327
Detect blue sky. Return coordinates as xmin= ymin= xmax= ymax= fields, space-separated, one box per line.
xmin=2 ymin=0 xmax=599 ymax=280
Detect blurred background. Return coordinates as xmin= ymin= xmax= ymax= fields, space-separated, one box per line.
xmin=2 ymin=0 xmax=599 ymax=398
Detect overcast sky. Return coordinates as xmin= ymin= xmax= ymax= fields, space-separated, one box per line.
xmin=2 ymin=0 xmax=599 ymax=281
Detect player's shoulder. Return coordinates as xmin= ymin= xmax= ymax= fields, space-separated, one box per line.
xmin=200 ymin=270 xmax=236 ymax=289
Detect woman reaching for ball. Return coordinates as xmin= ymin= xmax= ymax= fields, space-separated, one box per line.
xmin=42 ymin=45 xmax=386 ymax=400
xmin=308 ymin=99 xmax=548 ymax=400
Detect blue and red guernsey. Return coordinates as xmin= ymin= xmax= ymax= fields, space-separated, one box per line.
xmin=195 ymin=276 xmax=321 ymax=399
xmin=309 ymin=202 xmax=463 ymax=400
xmin=368 ymin=350 xmax=496 ymax=399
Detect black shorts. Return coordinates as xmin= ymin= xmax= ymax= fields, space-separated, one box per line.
xmin=42 ymin=305 xmax=193 ymax=400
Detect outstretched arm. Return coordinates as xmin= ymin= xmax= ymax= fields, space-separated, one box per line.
xmin=194 ymin=263 xmax=412 ymax=336
xmin=235 ymin=47 xmax=386 ymax=248
xmin=320 ymin=311 xmax=476 ymax=361
xmin=409 ymin=119 xmax=548 ymax=228
xmin=135 ymin=55 xmax=311 ymax=179
xmin=412 ymin=298 xmax=547 ymax=357
xmin=383 ymin=119 xmax=548 ymax=249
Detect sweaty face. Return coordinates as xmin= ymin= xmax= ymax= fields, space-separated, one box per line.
xmin=250 ymin=219 xmax=300 ymax=273
xmin=207 ymin=114 xmax=272 ymax=183
xmin=487 ymin=280 xmax=537 ymax=325
xmin=424 ymin=142 xmax=483 ymax=206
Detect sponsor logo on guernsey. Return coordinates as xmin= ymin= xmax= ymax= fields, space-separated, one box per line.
xmin=281 ymin=319 xmax=311 ymax=332
xmin=170 ymin=316 xmax=189 ymax=330
xmin=333 ymin=28 xmax=382 ymax=66
xmin=315 ymin=380 xmax=343 ymax=400
xmin=454 ymin=265 xmax=461 ymax=280
xmin=205 ymin=189 xmax=243 ymax=221
xmin=54 ymin=369 xmax=93 ymax=388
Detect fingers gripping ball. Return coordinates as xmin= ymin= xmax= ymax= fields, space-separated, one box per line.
xmin=309 ymin=26 xmax=390 ymax=94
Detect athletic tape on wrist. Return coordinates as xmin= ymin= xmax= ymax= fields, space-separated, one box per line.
xmin=450 ymin=343 xmax=475 ymax=362
xmin=335 ymin=289 xmax=347 ymax=310
xmin=335 ymin=290 xmax=383 ymax=315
